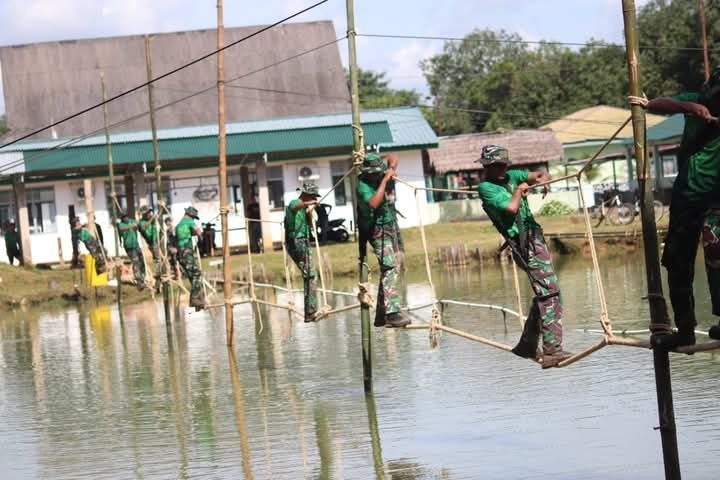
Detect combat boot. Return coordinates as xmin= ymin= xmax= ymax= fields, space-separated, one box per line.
xmin=651 ymin=328 xmax=696 ymax=350
xmin=385 ymin=313 xmax=411 ymax=328
xmin=709 ymin=324 xmax=720 ymax=340
xmin=541 ymin=350 xmax=574 ymax=369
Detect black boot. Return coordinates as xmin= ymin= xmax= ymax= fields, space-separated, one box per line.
xmin=709 ymin=324 xmax=720 ymax=340
xmin=385 ymin=313 xmax=411 ymax=328
xmin=651 ymin=329 xmax=696 ymax=350
xmin=513 ymin=305 xmax=541 ymax=359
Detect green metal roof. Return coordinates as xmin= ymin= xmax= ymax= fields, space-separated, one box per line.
xmin=620 ymin=114 xmax=684 ymax=145
xmin=19 ymin=121 xmax=393 ymax=173
xmin=6 ymin=107 xmax=437 ymax=174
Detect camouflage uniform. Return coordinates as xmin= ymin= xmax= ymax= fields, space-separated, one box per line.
xmin=118 ymin=218 xmax=145 ymax=287
xmin=477 ymin=151 xmax=565 ymax=356
xmin=176 ymin=210 xmax=205 ymax=308
xmin=139 ymin=214 xmax=162 ymax=287
xmin=126 ymin=247 xmax=146 ymax=285
xmin=288 ymin=238 xmax=319 ymax=320
xmin=512 ymin=227 xmax=563 ymax=354
xmin=285 ymin=186 xmax=320 ymax=321
xmin=77 ymin=226 xmax=107 ymax=274
xmin=368 ymin=223 xmax=402 ymax=322
xmin=702 ymin=208 xmax=720 ymax=316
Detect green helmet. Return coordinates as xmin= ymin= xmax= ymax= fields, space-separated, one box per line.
xmin=118 ymin=210 xmax=129 ymax=218
xmin=185 ymin=206 xmax=199 ymax=219
xmin=476 ymin=145 xmax=510 ymax=166
xmin=360 ymin=153 xmax=386 ymax=174
xmin=139 ymin=205 xmax=153 ymax=215
xmin=297 ymin=182 xmax=320 ymax=197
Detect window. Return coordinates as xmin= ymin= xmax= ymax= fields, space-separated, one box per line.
xmin=0 ymin=191 xmax=16 ymax=230
xmin=27 ymin=187 xmax=57 ymax=233
xmin=331 ymin=160 xmax=351 ymax=206
xmin=267 ymin=166 xmax=284 ymax=209
xmin=661 ymin=153 xmax=678 ymax=177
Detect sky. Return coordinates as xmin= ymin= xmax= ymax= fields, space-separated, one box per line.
xmin=0 ymin=0 xmax=649 ymax=115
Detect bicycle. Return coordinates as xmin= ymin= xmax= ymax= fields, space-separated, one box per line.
xmin=590 ymin=189 xmax=634 ymax=226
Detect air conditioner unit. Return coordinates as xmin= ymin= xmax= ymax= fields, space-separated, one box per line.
xmin=297 ymin=164 xmax=319 ymax=182
xmin=71 ymin=182 xmax=94 ymax=201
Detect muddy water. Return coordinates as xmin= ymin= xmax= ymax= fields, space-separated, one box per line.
xmin=1 ymin=255 xmax=719 ymax=479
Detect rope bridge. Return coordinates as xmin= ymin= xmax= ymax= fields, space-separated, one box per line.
xmin=202 ymin=117 xmax=720 ymax=367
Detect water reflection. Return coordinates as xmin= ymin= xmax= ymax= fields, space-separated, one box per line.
xmin=0 ymin=255 xmax=719 ymax=478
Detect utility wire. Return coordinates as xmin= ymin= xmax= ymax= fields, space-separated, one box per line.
xmin=0 ymin=37 xmax=347 ymax=175
xmin=0 ymin=0 xmax=329 ymax=150
xmin=358 ymin=33 xmax=715 ymax=52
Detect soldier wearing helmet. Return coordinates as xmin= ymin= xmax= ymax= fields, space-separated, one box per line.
xmin=285 ymin=183 xmax=321 ymax=322
xmin=176 ymin=206 xmax=205 ymax=310
xmin=476 ymin=145 xmax=572 ymax=368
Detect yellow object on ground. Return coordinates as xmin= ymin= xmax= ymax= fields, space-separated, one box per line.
xmin=84 ymin=254 xmax=108 ymax=287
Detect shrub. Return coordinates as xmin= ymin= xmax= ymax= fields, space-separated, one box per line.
xmin=537 ymin=200 xmax=575 ymax=217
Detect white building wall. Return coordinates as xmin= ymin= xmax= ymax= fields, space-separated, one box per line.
xmin=1 ymin=149 xmax=432 ymax=265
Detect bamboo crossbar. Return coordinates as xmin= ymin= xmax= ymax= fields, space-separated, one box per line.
xmin=440 ymin=299 xmax=522 ymax=318
xmin=556 ymin=339 xmax=608 ymax=368
xmin=436 ymin=324 xmax=514 ymax=353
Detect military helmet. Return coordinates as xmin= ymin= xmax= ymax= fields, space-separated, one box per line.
xmin=297 ymin=182 xmax=320 ymax=197
xmin=360 ymin=153 xmax=386 ymax=174
xmin=185 ymin=206 xmax=199 ymax=219
xmin=118 ymin=210 xmax=129 ymax=218
xmin=139 ymin=205 xmax=153 ymax=215
xmin=476 ymin=145 xmax=511 ymax=166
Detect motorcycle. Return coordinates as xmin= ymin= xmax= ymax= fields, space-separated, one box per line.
xmin=314 ymin=203 xmax=350 ymax=244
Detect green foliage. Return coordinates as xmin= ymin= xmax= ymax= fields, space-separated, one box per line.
xmin=350 ymin=68 xmax=422 ymax=109
xmin=419 ymin=0 xmax=719 ymax=135
xmin=537 ymin=200 xmax=575 ymax=217
xmin=0 ymin=115 xmax=7 ymax=136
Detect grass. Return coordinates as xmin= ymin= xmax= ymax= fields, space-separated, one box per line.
xmin=202 ymin=215 xmax=667 ymax=282
xmin=2 ymin=214 xmax=666 ymax=309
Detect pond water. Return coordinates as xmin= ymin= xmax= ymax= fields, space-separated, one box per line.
xmin=1 ymin=254 xmax=719 ymax=479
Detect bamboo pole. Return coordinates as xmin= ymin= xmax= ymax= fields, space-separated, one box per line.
xmin=217 ymin=0 xmax=234 ymax=346
xmin=699 ymin=0 xmax=710 ymax=81
xmin=101 ymin=73 xmax=122 ymax=308
xmin=621 ymin=2 xmax=681 ymax=478
xmin=145 ymin=35 xmax=172 ymax=324
xmin=346 ymin=0 xmax=372 ymax=391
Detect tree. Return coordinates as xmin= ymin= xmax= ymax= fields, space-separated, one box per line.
xmin=418 ymin=0 xmax=720 ymax=135
xmin=0 ymin=114 xmax=7 ymax=136
xmin=350 ymin=68 xmax=421 ymax=109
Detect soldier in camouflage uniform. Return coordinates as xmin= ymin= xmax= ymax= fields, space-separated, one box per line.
xmin=176 ymin=206 xmax=205 ymax=310
xmin=165 ymin=216 xmax=181 ymax=280
xmin=476 ymin=145 xmax=572 ymax=368
xmin=285 ymin=183 xmax=320 ymax=322
xmin=357 ymin=153 xmax=410 ymax=328
xmin=116 ymin=211 xmax=146 ymax=289
xmin=138 ymin=205 xmax=161 ymax=290
xmin=641 ymin=68 xmax=720 ymax=345
xmin=72 ymin=217 xmax=107 ymax=275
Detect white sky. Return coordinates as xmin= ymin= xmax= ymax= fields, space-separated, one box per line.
xmin=0 ymin=0 xmax=651 ymax=115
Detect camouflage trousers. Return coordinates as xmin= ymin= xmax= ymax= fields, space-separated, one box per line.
xmin=663 ymin=205 xmax=720 ymax=330
xmin=512 ymin=228 xmax=563 ymax=354
xmin=369 ymin=224 xmax=402 ymax=321
xmin=126 ymin=247 xmax=146 ymax=285
xmin=146 ymin=242 xmax=162 ymax=287
xmin=178 ymin=247 xmax=204 ymax=307
xmin=83 ymin=237 xmax=107 ymax=274
xmin=289 ymin=237 xmax=318 ymax=320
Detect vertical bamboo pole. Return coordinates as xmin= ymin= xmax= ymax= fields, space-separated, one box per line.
xmin=217 ymin=0 xmax=234 ymax=346
xmin=346 ymin=0 xmax=372 ymax=391
xmin=621 ymin=2 xmax=681 ymax=479
xmin=101 ymin=73 xmax=122 ymax=308
xmin=145 ymin=35 xmax=172 ymax=323
xmin=699 ymin=0 xmax=710 ymax=81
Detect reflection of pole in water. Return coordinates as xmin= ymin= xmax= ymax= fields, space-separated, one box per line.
xmin=166 ymin=323 xmax=189 ymax=479
xmin=287 ymin=386 xmax=309 ymax=478
xmin=118 ymin=304 xmax=145 ymax=478
xmin=28 ymin=316 xmax=46 ymax=416
xmin=228 ymin=348 xmax=254 ymax=480
xmin=365 ymin=392 xmax=385 ymax=479
xmin=313 ymin=405 xmax=333 ymax=480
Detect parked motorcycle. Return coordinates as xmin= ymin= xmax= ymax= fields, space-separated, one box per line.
xmin=314 ymin=204 xmax=350 ymax=244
